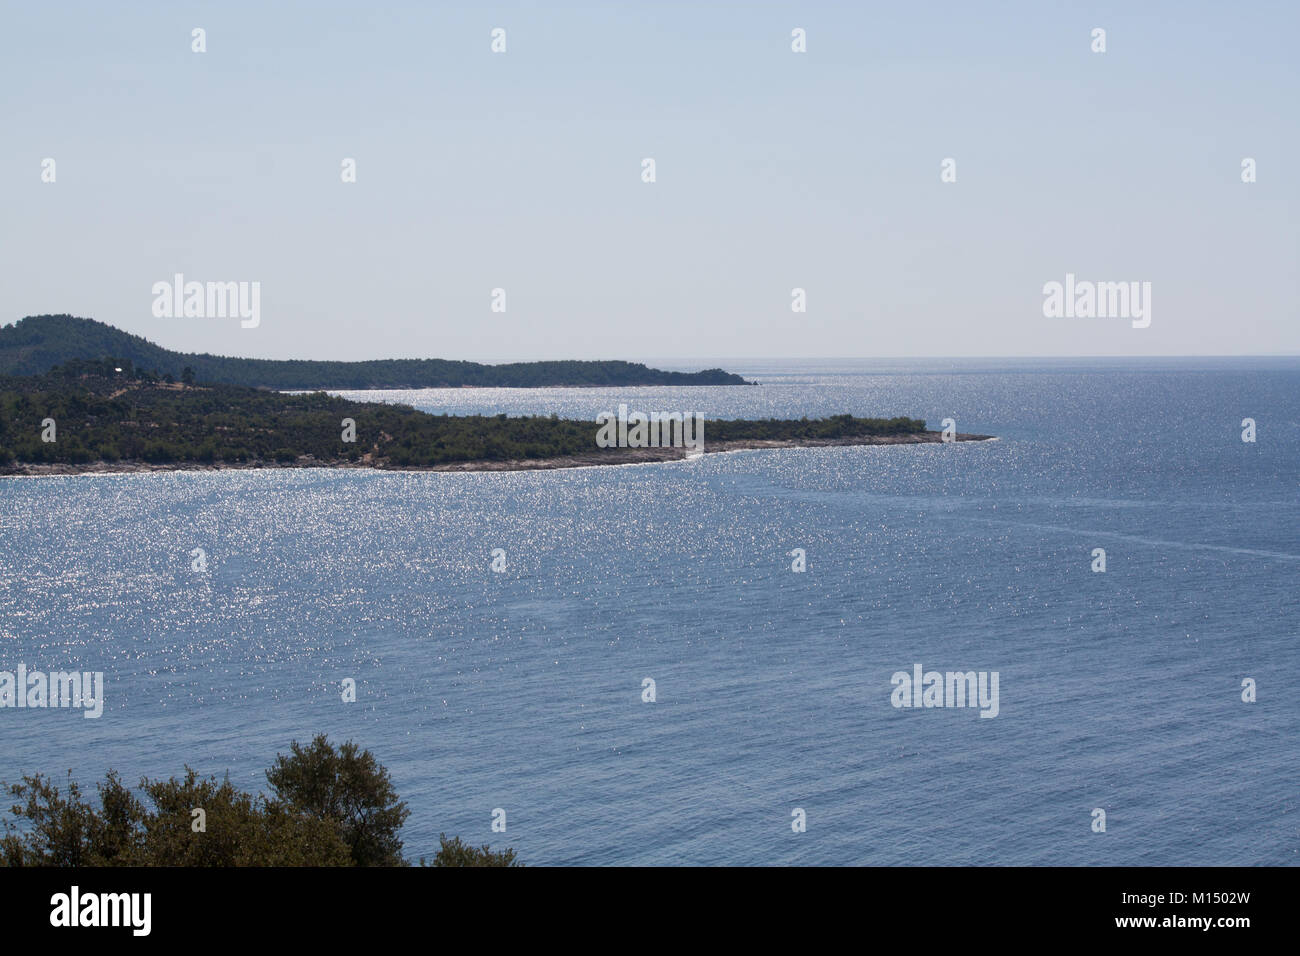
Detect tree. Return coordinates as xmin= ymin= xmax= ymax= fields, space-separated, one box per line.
xmin=0 ymin=768 xmax=351 ymax=867
xmin=181 ymin=366 xmax=195 ymax=385
xmin=133 ymin=768 xmax=351 ymax=866
xmin=0 ymin=771 xmax=106 ymax=866
xmin=425 ymin=834 xmax=521 ymax=867
xmin=265 ymin=735 xmax=410 ymax=867
xmin=0 ymin=739 xmax=507 ymax=867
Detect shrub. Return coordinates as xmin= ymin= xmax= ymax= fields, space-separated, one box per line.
xmin=425 ymin=834 xmax=521 ymax=867
xmin=0 ymin=738 xmax=513 ymax=868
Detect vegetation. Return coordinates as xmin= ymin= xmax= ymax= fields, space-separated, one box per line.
xmin=0 ymin=315 xmax=750 ymax=388
xmin=705 ymin=412 xmax=926 ymax=442
xmin=0 ymin=736 xmax=518 ymax=867
xmin=265 ymin=737 xmax=408 ymax=867
xmin=423 ymin=835 xmax=521 ymax=868
xmin=0 ymin=362 xmax=928 ymax=472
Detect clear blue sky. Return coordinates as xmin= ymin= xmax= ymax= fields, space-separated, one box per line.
xmin=2 ymin=1 xmax=1296 ymax=361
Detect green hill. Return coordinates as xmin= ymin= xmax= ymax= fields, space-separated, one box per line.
xmin=0 ymin=315 xmax=752 ymax=389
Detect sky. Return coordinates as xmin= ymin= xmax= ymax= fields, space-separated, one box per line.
xmin=1 ymin=1 xmax=1296 ymax=363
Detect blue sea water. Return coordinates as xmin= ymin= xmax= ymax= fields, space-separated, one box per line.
xmin=1 ymin=358 xmax=1296 ymax=865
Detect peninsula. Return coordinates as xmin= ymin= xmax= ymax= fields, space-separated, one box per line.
xmin=0 ymin=363 xmax=992 ymax=476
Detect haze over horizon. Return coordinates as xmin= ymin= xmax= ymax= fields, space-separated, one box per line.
xmin=6 ymin=314 xmax=1300 ymax=371
xmin=3 ymin=1 xmax=1296 ymax=362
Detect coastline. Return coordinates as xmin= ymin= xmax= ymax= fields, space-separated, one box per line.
xmin=1 ymin=431 xmax=995 ymax=477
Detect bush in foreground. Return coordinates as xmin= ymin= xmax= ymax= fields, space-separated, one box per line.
xmin=0 ymin=735 xmax=517 ymax=867
xmin=424 ymin=834 xmax=521 ymax=868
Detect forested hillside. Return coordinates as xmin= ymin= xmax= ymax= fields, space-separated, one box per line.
xmin=0 ymin=360 xmax=924 ymax=471
xmin=0 ymin=315 xmax=751 ymax=389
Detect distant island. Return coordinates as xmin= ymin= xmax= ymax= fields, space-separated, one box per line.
xmin=0 ymin=362 xmax=992 ymax=475
xmin=0 ymin=315 xmax=752 ymax=389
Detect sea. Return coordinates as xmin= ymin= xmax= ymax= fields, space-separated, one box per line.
xmin=1 ymin=358 xmax=1296 ymax=865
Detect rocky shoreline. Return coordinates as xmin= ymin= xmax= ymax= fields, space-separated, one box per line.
xmin=2 ymin=431 xmax=994 ymax=477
